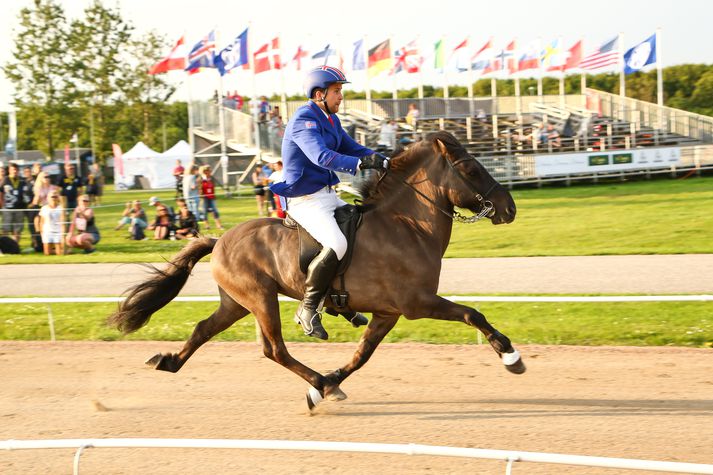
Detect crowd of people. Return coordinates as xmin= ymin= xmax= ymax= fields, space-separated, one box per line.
xmin=1 ymin=161 xmax=103 ymax=255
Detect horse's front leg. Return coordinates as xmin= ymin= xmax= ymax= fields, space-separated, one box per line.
xmin=320 ymin=313 xmax=399 ymax=401
xmin=403 ymin=294 xmax=525 ymax=374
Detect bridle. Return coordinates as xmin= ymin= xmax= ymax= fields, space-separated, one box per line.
xmin=379 ymin=152 xmax=497 ymax=224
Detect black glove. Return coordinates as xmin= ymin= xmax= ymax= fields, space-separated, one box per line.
xmin=359 ymin=153 xmax=390 ymax=171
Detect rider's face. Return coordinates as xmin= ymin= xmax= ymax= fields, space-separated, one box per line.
xmin=323 ymin=84 xmax=343 ymax=112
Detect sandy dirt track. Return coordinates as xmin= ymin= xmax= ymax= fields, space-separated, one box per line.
xmin=1 ymin=341 xmax=712 ymax=474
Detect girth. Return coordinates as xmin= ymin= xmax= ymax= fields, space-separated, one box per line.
xmin=282 ymin=204 xmax=363 ymax=309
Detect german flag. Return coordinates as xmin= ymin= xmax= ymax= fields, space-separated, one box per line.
xmin=368 ymin=39 xmax=392 ymax=77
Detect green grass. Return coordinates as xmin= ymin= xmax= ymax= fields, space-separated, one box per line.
xmin=1 ymin=299 xmax=711 ymax=347
xmin=2 ymin=175 xmax=713 ymax=263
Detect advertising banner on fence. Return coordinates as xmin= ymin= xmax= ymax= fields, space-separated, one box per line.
xmin=534 ymin=147 xmax=682 ymax=177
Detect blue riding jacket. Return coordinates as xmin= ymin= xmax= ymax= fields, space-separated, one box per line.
xmin=269 ymin=101 xmax=374 ymax=198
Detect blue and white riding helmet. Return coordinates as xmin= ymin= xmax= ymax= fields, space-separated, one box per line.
xmin=303 ymin=66 xmax=350 ymax=98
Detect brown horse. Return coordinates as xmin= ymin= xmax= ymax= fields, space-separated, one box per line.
xmin=108 ymin=130 xmax=524 ymax=408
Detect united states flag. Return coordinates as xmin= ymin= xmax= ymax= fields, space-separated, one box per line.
xmin=580 ymin=37 xmax=619 ymax=71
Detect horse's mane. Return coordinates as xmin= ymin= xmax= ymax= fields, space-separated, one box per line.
xmin=357 ymin=130 xmax=465 ymax=202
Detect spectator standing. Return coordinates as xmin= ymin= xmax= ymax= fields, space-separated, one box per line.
xmin=406 ymin=103 xmax=420 ymax=129
xmin=172 ymin=160 xmax=184 ymax=199
xmin=182 ymin=164 xmax=201 ymax=221
xmin=173 ymin=198 xmax=199 ymax=239
xmin=200 ymin=166 xmax=223 ymax=230
xmin=21 ymin=166 xmax=38 ymax=250
xmin=267 ymin=161 xmax=286 ymax=218
xmin=66 ymin=194 xmax=99 ymax=253
xmin=377 ymin=119 xmax=398 ymax=151
xmin=38 ymin=191 xmax=65 ymax=255
xmin=31 ymin=171 xmax=59 ymax=252
xmin=258 ymin=96 xmax=271 ymax=122
xmin=251 ymin=165 xmax=267 ymax=216
xmin=1 ymin=163 xmax=30 ymax=244
xmin=87 ymin=163 xmax=104 ymax=206
xmin=60 ymin=164 xmax=84 ymax=210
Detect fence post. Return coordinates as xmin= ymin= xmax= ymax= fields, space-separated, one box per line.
xmin=47 ymin=304 xmax=56 ymax=342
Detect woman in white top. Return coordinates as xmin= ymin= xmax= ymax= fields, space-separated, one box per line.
xmin=38 ymin=192 xmax=65 ymax=255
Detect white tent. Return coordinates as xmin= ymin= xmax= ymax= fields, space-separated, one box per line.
xmin=118 ymin=141 xmax=187 ymax=189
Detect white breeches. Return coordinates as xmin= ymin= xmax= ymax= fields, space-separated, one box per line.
xmin=286 ymin=187 xmax=348 ymax=260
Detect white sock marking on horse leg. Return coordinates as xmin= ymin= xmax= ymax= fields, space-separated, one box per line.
xmin=308 ymin=386 xmax=323 ymax=405
xmin=501 ymin=349 xmax=521 ymax=366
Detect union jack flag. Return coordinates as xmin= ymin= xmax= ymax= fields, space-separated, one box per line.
xmin=186 ymin=30 xmax=216 ymax=72
xmin=392 ymin=40 xmax=421 ymax=74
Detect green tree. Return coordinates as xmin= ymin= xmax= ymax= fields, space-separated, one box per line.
xmin=67 ymin=0 xmax=134 ymax=159
xmin=2 ymin=0 xmax=71 ymax=155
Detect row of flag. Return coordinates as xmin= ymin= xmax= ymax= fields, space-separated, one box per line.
xmin=149 ymin=29 xmax=658 ymax=80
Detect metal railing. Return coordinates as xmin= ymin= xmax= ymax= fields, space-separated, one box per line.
xmin=587 ymin=89 xmax=713 ymax=143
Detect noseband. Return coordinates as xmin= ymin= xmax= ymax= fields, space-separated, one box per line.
xmin=381 ymin=153 xmax=497 ymax=224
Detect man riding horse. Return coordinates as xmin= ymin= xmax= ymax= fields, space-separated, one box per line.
xmin=269 ymin=66 xmax=390 ymax=340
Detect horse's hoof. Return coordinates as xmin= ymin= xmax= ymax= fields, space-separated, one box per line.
xmin=502 ymin=350 xmax=526 ymax=375
xmin=324 ymin=386 xmax=348 ymax=402
xmin=144 ymin=354 xmax=163 ymax=367
xmin=306 ymin=386 xmax=323 ymax=411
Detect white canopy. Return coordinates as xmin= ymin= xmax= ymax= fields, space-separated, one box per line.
xmin=118 ymin=141 xmax=188 ymax=189
xmin=161 ymin=140 xmax=191 ymax=160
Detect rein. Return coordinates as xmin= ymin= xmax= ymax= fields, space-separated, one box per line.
xmin=375 ymin=153 xmax=496 ymax=224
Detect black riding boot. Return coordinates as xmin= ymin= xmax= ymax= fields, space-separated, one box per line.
xmin=294 ymin=247 xmax=340 ymax=340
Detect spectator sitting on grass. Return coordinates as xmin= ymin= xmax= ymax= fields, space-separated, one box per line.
xmin=115 ymin=199 xmax=148 ymax=240
xmin=148 ymin=196 xmax=175 ymax=221
xmin=174 ymin=198 xmax=199 ymax=240
xmin=147 ymin=204 xmax=174 ymax=240
xmin=66 ymin=194 xmax=100 ymax=254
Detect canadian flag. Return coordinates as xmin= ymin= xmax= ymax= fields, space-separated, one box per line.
xmin=254 ymin=37 xmax=281 ymax=74
xmin=148 ymin=36 xmax=187 ymax=75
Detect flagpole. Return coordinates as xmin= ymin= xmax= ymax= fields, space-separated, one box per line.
xmin=364 ymin=35 xmax=372 ymax=116
xmin=278 ymin=37 xmax=287 ymax=123
xmin=656 ymin=27 xmax=664 ymax=131
xmin=214 ymin=28 xmax=230 ymax=192
xmin=442 ymin=36 xmax=450 ymax=118
xmin=580 ymin=38 xmax=587 ymax=107
xmin=417 ymin=35 xmax=424 ymax=100
xmin=246 ymin=23 xmax=260 ymax=155
xmin=512 ymin=39 xmax=521 ymax=118
xmin=618 ymin=31 xmax=625 ymax=119
xmin=187 ymin=73 xmax=195 ymax=164
xmin=536 ymin=37 xmax=543 ymax=99
xmin=467 ymin=35 xmax=474 ymax=118
xmin=391 ymin=35 xmax=398 ymax=119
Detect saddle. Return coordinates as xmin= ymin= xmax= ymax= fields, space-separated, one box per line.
xmin=282 ymin=204 xmax=363 ymax=310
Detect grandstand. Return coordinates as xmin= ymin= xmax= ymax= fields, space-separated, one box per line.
xmin=190 ymin=90 xmax=713 ymax=190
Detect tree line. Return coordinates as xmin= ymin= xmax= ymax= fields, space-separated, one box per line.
xmin=3 ymin=0 xmax=182 ymax=162
xmin=4 ymin=1 xmax=712 ymax=163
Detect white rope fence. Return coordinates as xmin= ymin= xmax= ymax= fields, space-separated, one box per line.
xmin=2 ymin=438 xmax=712 ymax=475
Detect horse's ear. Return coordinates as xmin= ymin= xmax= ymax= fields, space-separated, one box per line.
xmin=434 ymin=139 xmax=449 ymax=159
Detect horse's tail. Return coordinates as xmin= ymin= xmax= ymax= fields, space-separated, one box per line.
xmin=108 ymin=236 xmax=218 ymax=334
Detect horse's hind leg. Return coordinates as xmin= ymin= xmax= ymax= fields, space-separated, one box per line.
xmin=249 ymin=289 xmax=336 ymax=398
xmin=147 ymin=287 xmax=249 ymax=373
xmin=323 ymin=313 xmax=399 ymax=391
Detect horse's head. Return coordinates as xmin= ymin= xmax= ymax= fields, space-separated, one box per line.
xmin=430 ymin=131 xmax=516 ymax=225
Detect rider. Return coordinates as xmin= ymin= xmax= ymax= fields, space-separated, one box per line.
xmin=269 ymin=65 xmax=390 ymax=340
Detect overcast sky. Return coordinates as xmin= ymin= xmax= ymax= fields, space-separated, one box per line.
xmin=1 ymin=0 xmax=712 ymax=110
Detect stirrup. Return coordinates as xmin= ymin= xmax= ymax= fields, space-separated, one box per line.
xmin=344 ymin=311 xmax=368 ymax=328
xmin=294 ymin=305 xmax=328 ymax=340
